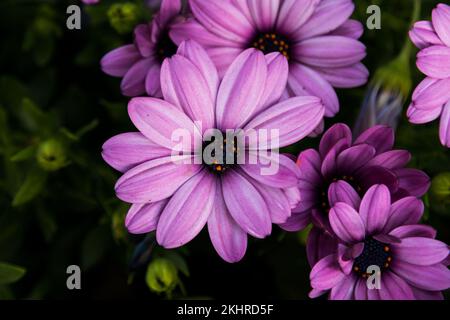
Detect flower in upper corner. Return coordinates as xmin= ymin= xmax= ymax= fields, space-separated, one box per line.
xmin=101 ymin=0 xmax=182 ymax=97
xmin=408 ymin=3 xmax=450 ymax=147
xmin=309 ymin=184 xmax=450 ymax=300
xmin=279 ymin=123 xmax=431 ymax=266
xmin=102 ymin=40 xmax=324 ymax=262
xmin=171 ymin=0 xmax=368 ymax=125
xmin=82 ymin=0 xmax=100 ymax=4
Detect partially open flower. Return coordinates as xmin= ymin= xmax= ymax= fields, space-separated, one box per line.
xmin=309 ymin=184 xmax=450 ymax=300
xmin=101 ymin=0 xmax=182 ymax=97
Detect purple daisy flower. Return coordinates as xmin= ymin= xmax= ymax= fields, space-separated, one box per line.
xmin=101 ymin=0 xmax=182 ymax=97
xmin=407 ymin=3 xmax=450 ymax=147
xmin=280 ymin=123 xmax=431 ymax=265
xmin=170 ymin=0 xmax=368 ymax=126
xmin=309 ymin=184 xmax=450 ymax=300
xmin=102 ymin=40 xmax=324 ymax=262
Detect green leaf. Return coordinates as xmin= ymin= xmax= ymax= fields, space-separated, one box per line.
xmin=12 ymin=167 xmax=47 ymax=207
xmin=20 ymin=98 xmax=49 ymax=133
xmin=10 ymin=145 xmax=37 ymax=162
xmin=0 ymin=262 xmax=26 ymax=285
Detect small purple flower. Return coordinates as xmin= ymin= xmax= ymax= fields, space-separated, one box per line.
xmin=280 ymin=123 xmax=431 ymax=265
xmin=171 ymin=0 xmax=368 ymax=126
xmin=101 ymin=0 xmax=182 ymax=97
xmin=309 ymin=184 xmax=450 ymax=300
xmin=408 ymin=3 xmax=450 ymax=147
xmin=102 ymin=40 xmax=324 ymax=262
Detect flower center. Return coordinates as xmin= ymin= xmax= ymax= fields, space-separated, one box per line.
xmin=156 ymin=30 xmax=177 ymax=62
xmin=353 ymin=237 xmax=392 ymax=278
xmin=202 ymin=133 xmax=240 ymax=175
xmin=251 ymin=32 xmax=290 ymax=59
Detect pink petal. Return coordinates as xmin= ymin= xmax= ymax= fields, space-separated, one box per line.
xmin=329 ymin=19 xmax=364 ymax=39
xmin=157 ymin=169 xmax=216 ymax=248
xmin=208 ymin=182 xmax=247 ymax=263
xmin=392 ymin=261 xmax=450 ymax=291
xmin=439 ymin=101 xmax=450 ymax=147
xmin=159 ymin=0 xmax=181 ymax=26
xmin=383 ymin=197 xmax=424 ymax=233
xmin=243 ymin=96 xmax=324 ymax=149
xmin=294 ymin=36 xmax=366 ymax=68
xmin=222 ymin=170 xmax=271 ymax=238
xmin=310 ymin=254 xmax=346 ymax=291
xmin=328 ymin=180 xmax=361 ymax=209
xmin=170 ymin=18 xmax=241 ymax=48
xmin=389 ymin=225 xmax=437 ymax=239
xmin=432 ymin=3 xmax=450 ymax=47
xmin=247 ymin=0 xmax=280 ymax=30
xmin=407 ymin=104 xmax=442 ymax=124
xmin=115 ymin=155 xmax=201 ymax=203
xmin=413 ymin=78 xmax=450 ymax=110
xmin=189 ymin=0 xmax=254 ymax=43
xmin=144 ymin=62 xmax=162 ymax=97
xmin=354 ymin=125 xmax=394 ymax=154
xmin=378 ymin=272 xmax=415 ymax=300
xmin=176 ymin=40 xmax=219 ymax=106
xmin=365 ymin=150 xmax=411 ymax=170
xmin=216 ymin=49 xmax=267 ymax=129
xmin=128 ymin=97 xmax=201 ymax=152
xmin=161 ymin=55 xmax=215 ymax=130
xmin=101 ymin=45 xmax=141 ymax=77
xmin=329 ymin=202 xmax=365 ymax=243
xmin=246 ymin=176 xmax=291 ymax=224
xmin=241 ymin=153 xmax=299 ymax=188
xmin=102 ymin=132 xmax=171 ymax=172
xmin=315 ymin=63 xmax=369 ymax=88
xmin=417 ymin=45 xmax=450 ymax=79
xmin=294 ymin=0 xmax=355 ymax=40
xmin=409 ymin=20 xmax=444 ymax=49
xmin=359 ymin=184 xmax=391 ymax=234
xmin=288 ymin=63 xmax=339 ymax=117
xmin=276 ymin=0 xmax=320 ymax=34
xmin=392 ymin=237 xmax=449 ymax=266
xmin=126 ymin=200 xmax=168 ymax=234
xmin=319 ymin=123 xmax=352 ymax=158
xmin=121 ymin=58 xmax=155 ymax=96
xmin=134 ymin=24 xmax=153 ymax=58
xmin=254 ymin=53 xmax=289 ymax=114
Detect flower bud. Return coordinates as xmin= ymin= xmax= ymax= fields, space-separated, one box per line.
xmin=146 ymin=258 xmax=178 ymax=294
xmin=36 ymin=139 xmax=67 ymax=172
xmin=107 ymin=3 xmax=140 ymax=34
xmin=430 ymin=172 xmax=450 ymax=202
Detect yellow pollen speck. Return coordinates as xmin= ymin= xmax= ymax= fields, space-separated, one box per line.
xmin=384 ymin=246 xmax=390 ymax=252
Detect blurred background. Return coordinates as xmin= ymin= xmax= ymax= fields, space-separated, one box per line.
xmin=0 ymin=0 xmax=448 ymax=299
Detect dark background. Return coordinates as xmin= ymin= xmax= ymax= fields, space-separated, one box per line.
xmin=0 ymin=0 xmax=448 ymax=299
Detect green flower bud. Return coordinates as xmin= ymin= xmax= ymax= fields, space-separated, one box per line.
xmin=430 ymin=172 xmax=450 ymax=202
xmin=36 ymin=139 xmax=67 ymax=172
xmin=107 ymin=3 xmax=140 ymax=35
xmin=146 ymin=258 xmax=178 ymax=294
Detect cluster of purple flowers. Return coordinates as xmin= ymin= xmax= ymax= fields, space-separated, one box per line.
xmin=100 ymin=0 xmax=450 ymax=300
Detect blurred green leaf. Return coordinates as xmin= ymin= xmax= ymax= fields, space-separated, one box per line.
xmin=10 ymin=145 xmax=36 ymax=162
xmin=12 ymin=167 xmax=47 ymax=207
xmin=0 ymin=262 xmax=26 ymax=285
